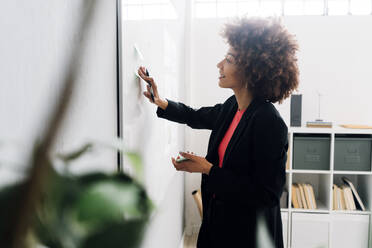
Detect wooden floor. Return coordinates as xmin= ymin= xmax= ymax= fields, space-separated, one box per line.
xmin=183 ymin=233 xmax=198 ymax=248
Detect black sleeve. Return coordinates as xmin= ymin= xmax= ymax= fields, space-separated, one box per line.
xmin=156 ymin=98 xmax=222 ymax=130
xmin=206 ymin=111 xmax=288 ymax=207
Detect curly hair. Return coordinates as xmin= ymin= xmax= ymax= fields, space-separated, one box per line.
xmin=220 ymin=16 xmax=299 ymax=104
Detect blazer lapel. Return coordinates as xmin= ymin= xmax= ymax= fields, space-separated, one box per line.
xmin=221 ymin=97 xmax=266 ymax=167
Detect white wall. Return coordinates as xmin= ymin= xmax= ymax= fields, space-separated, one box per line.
xmin=0 ymin=0 xmax=117 ymax=183
xmin=184 ymin=15 xmax=372 ymax=234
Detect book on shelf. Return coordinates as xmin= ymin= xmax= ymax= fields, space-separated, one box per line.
xmin=346 ymin=186 xmax=356 ymax=210
xmin=347 ymin=186 xmax=356 ymax=210
xmin=291 ymin=183 xmax=317 ymax=209
xmin=305 ymin=184 xmax=317 ymax=209
xmin=304 ymin=184 xmax=312 ymax=209
xmin=308 ymin=183 xmax=317 ymax=209
xmin=291 ymin=184 xmax=300 ymax=208
xmin=341 ymin=185 xmax=350 ymax=210
xmin=340 ymin=185 xmax=355 ymax=210
xmin=333 ymin=184 xmax=343 ymax=210
xmin=299 ymin=184 xmax=308 ymax=209
xmin=332 ymin=184 xmax=337 ymax=210
xmin=342 ymin=177 xmax=366 ymax=211
xmin=296 ymin=184 xmax=303 ymax=208
xmin=340 ymin=186 xmax=346 ymax=210
xmin=332 ymin=179 xmax=365 ymax=211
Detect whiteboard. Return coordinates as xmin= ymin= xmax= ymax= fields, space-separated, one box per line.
xmin=120 ymin=8 xmax=185 ymax=206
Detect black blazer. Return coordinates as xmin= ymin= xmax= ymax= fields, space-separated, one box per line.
xmin=156 ymin=95 xmax=288 ymax=248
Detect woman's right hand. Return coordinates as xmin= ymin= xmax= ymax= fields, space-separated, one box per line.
xmin=138 ymin=66 xmax=168 ymax=110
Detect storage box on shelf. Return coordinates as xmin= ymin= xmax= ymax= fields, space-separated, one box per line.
xmin=280 ymin=127 xmax=372 ymax=248
xmin=293 ymin=134 xmax=331 ymax=171
xmin=334 ymin=134 xmax=372 ymax=172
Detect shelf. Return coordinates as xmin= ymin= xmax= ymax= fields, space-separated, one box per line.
xmin=291 ymin=169 xmax=330 ymax=174
xmin=290 ymin=170 xmax=372 ymax=175
xmin=290 ymin=127 xmax=335 ymax=134
xmin=285 ymin=209 xmax=372 ymax=215
xmin=284 ymin=130 xmax=372 ymax=248
xmin=291 ymin=209 xmax=330 ymax=214
xmin=331 ymin=210 xmax=371 ymax=215
xmin=291 ymin=201 xmax=329 ymax=213
xmin=289 ymin=126 xmax=372 ymax=134
xmin=333 ymin=170 xmax=372 ymax=175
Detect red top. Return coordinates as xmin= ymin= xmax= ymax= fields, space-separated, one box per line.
xmin=217 ymin=108 xmax=246 ymax=167
xmin=212 ymin=108 xmax=246 ymax=199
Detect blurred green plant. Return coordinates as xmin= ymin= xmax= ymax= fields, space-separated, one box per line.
xmin=0 ymin=143 xmax=153 ymax=248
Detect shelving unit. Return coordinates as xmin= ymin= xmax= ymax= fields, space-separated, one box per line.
xmin=281 ymin=127 xmax=372 ymax=248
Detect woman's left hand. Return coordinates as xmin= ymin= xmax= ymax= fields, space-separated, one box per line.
xmin=171 ymin=151 xmax=213 ymax=175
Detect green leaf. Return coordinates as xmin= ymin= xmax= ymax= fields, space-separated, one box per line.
xmin=77 ymin=173 xmax=153 ymax=216
xmin=76 ymin=181 xmax=145 ymax=227
xmin=33 ymin=173 xmax=86 ymax=248
xmin=78 ymin=172 xmax=130 ymax=185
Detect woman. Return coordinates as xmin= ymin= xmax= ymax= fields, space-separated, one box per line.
xmin=138 ymin=16 xmax=299 ymax=248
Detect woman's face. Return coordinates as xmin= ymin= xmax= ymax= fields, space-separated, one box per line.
xmin=217 ymin=47 xmax=244 ymax=89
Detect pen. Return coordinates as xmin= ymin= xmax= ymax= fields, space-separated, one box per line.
xmin=145 ymin=69 xmax=155 ymax=102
